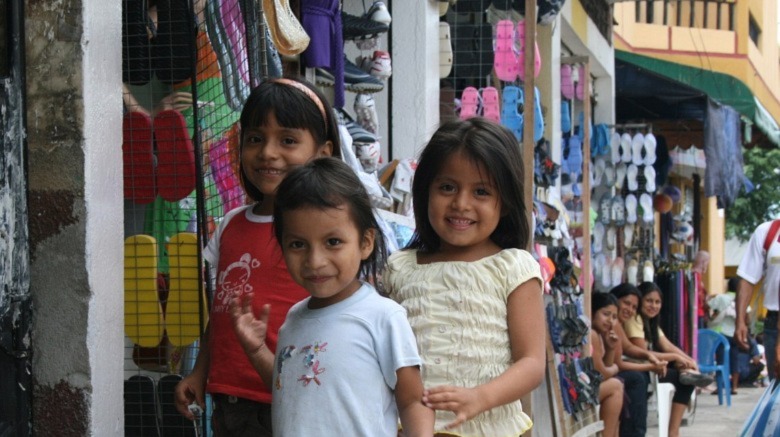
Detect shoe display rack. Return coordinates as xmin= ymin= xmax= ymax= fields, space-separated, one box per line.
xmin=122 ymin=0 xmax=281 ymax=434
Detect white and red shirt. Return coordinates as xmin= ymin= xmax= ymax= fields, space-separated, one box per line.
xmin=203 ymin=204 xmax=309 ymax=403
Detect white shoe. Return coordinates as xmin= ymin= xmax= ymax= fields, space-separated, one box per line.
xmin=354 ymin=94 xmax=379 ymax=134
xmin=366 ymin=1 xmax=392 ymax=25
xmin=369 ymin=50 xmax=392 ymax=79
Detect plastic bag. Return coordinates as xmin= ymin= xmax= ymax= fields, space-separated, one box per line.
xmin=740 ymin=380 xmax=780 ymax=436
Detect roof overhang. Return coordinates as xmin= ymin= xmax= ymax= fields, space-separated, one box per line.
xmin=616 ymin=50 xmax=779 ymax=147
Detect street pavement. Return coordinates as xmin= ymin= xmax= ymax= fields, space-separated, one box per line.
xmin=647 ymin=383 xmax=765 ymax=436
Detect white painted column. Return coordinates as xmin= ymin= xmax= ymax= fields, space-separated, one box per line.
xmin=389 ymin=0 xmax=440 ymax=161
xmin=83 ymin=0 xmax=125 ymax=433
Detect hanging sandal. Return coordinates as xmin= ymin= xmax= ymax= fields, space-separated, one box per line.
xmin=459 ymin=86 xmax=480 ymax=120
xmin=123 ymin=112 xmax=157 ymax=204
xmin=481 ymin=86 xmax=501 ymax=123
xmin=500 ymin=85 xmax=523 ymax=141
xmin=154 ymin=110 xmax=196 ymax=202
xmin=263 ymin=0 xmax=310 ymax=55
xmin=493 ymin=20 xmax=519 ymax=81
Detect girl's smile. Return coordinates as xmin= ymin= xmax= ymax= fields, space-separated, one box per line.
xmin=280 ymin=205 xmax=374 ymax=309
xmin=426 ymin=150 xmax=502 ymax=261
xmin=641 ymin=290 xmax=662 ymax=319
xmin=617 ymin=295 xmax=638 ymax=323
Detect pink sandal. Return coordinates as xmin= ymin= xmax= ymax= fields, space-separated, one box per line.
xmin=517 ymin=19 xmax=541 ymax=82
xmin=459 ymin=87 xmax=480 ymax=120
xmin=493 ymin=20 xmax=519 ymax=82
xmin=481 ymin=87 xmax=500 ymax=123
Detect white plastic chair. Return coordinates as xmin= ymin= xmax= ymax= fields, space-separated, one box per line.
xmin=647 ymin=373 xmax=675 ymax=437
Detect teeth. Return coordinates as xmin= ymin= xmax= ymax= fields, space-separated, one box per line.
xmin=449 ymin=218 xmax=472 ymax=225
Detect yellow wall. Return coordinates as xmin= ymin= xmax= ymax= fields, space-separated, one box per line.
xmin=701 ymin=195 xmax=724 ymax=296
xmin=614 ymin=1 xmax=780 ymax=126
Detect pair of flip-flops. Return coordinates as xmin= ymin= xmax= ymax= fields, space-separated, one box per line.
xmin=459 ymin=86 xmax=501 ymax=124
xmin=125 ymin=233 xmax=208 ymax=348
xmin=123 ymin=110 xmax=196 ymax=204
xmin=493 ymin=19 xmax=541 ymax=82
xmin=561 ymin=63 xmax=587 ymax=100
xmin=501 ymin=86 xmax=544 ymax=142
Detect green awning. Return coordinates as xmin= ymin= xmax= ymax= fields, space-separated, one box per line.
xmin=616 ymin=50 xmax=779 ymax=145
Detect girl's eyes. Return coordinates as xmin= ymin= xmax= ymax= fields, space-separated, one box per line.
xmin=244 ymin=135 xmax=299 ymax=145
xmin=287 ymin=241 xmax=305 ymax=249
xmin=326 ymin=238 xmax=343 ymax=247
xmin=474 ymin=187 xmax=491 ymax=196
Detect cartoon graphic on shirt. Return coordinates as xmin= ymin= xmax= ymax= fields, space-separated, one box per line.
xmin=275 ymin=345 xmax=296 ymax=390
xmin=214 ymin=252 xmax=260 ymax=312
xmin=297 ymin=360 xmax=325 ymax=386
xmin=275 ymin=341 xmax=328 ymax=389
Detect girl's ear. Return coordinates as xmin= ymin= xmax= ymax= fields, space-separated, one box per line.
xmin=360 ymin=228 xmax=376 ymax=260
xmin=318 ymin=140 xmax=334 ymax=157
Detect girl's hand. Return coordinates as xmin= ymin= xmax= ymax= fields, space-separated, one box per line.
xmin=229 ymin=292 xmax=270 ymax=358
xmin=154 ymin=91 xmax=194 ymax=115
xmin=651 ymin=360 xmax=668 ymax=377
xmin=423 ymin=385 xmax=485 ymax=430
xmin=604 ymin=330 xmax=619 ymax=350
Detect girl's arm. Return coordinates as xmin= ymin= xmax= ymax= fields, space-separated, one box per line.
xmin=174 ymin=323 xmax=211 ymax=419
xmin=628 ymin=335 xmax=682 ymax=366
xmin=395 ymin=366 xmax=435 ymax=437
xmin=423 ymin=280 xmax=546 ymax=429
xmin=616 ymin=323 xmax=658 ymax=363
xmin=230 ymin=294 xmax=275 ymax=384
xmin=656 ymin=335 xmax=698 ymax=370
xmin=613 ymin=339 xmax=667 ymax=376
xmin=590 ymin=331 xmax=619 ymax=379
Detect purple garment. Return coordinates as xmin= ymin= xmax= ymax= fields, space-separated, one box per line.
xmin=301 ymin=0 xmax=344 ymax=107
xmin=220 ymin=0 xmax=250 ymax=85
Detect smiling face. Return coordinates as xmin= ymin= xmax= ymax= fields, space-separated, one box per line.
xmin=426 ymin=150 xmax=502 ymax=261
xmin=279 ymin=205 xmax=374 ymax=309
xmin=617 ymin=294 xmax=639 ymax=323
xmin=593 ymin=304 xmax=618 ymax=335
xmin=641 ymin=290 xmax=663 ymax=319
xmin=241 ymin=112 xmax=332 ymax=214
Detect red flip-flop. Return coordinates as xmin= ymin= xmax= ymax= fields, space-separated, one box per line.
xmin=154 ymin=110 xmax=196 ymax=201
xmin=123 ymin=111 xmax=156 ymax=203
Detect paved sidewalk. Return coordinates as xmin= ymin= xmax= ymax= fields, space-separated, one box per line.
xmin=647 ymin=384 xmax=765 ymax=436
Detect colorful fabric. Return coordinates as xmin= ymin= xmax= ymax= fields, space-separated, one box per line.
xmin=203 ymin=204 xmax=309 ymax=403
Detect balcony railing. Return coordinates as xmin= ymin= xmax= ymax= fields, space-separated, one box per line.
xmin=632 ymin=0 xmax=735 ymax=31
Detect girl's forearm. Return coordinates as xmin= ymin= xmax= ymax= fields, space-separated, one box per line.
xmin=477 ymin=356 xmax=546 ymax=413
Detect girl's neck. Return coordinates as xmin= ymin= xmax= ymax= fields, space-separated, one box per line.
xmin=418 ymin=242 xmax=502 ymax=264
xmin=253 ymin=197 xmax=275 ymax=216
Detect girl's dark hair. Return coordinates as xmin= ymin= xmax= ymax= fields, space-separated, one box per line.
xmin=406 ymin=117 xmax=528 ymax=252
xmin=592 ymin=292 xmax=619 ymax=314
xmin=637 ymin=281 xmax=663 ymax=350
xmin=609 ymin=283 xmax=642 ymax=302
xmin=238 ymin=77 xmax=341 ymax=201
xmin=272 ymin=157 xmax=387 ymax=289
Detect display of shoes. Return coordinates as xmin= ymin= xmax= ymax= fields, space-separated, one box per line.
xmin=342 ymin=11 xmax=389 ymax=40
xmin=356 ymin=51 xmax=392 ymax=80
xmin=343 ymin=57 xmax=385 ymax=92
xmin=365 ymin=1 xmax=391 ymax=26
xmin=354 ymin=94 xmax=379 ymax=134
xmin=314 ymin=68 xmax=335 ymax=87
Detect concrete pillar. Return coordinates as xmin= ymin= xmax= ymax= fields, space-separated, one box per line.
xmin=389 ymin=0 xmax=439 ymax=161
xmin=27 ymin=0 xmax=124 ymax=434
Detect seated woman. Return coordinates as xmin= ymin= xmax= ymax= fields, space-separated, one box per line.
xmin=610 ymin=283 xmax=668 ymax=437
xmin=590 ymin=293 xmax=624 ymax=437
xmin=631 ymin=281 xmax=714 ymax=437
